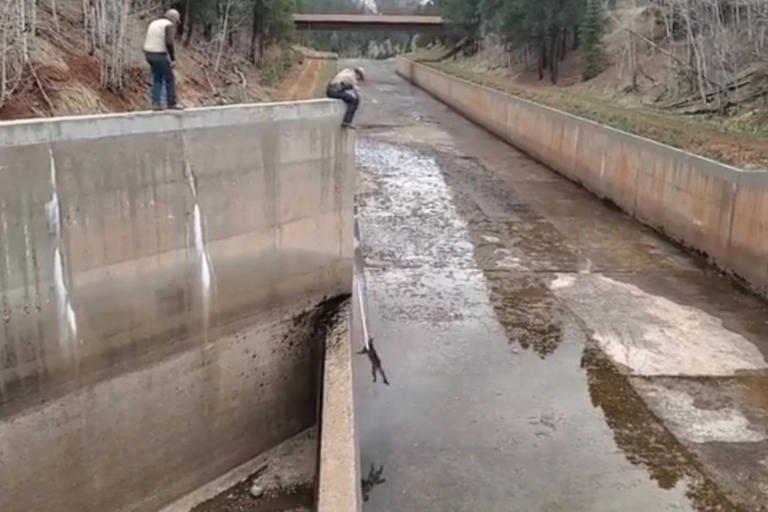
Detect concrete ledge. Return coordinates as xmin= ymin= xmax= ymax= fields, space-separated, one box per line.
xmin=0 ymin=100 xmax=354 ymax=512
xmin=0 ymin=99 xmax=341 ymax=147
xmin=397 ymin=57 xmax=768 ymax=298
xmin=318 ymin=302 xmax=362 ymax=512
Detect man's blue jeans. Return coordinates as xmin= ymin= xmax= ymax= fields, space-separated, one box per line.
xmin=327 ymin=83 xmax=360 ymax=124
xmin=145 ymin=51 xmax=176 ymax=108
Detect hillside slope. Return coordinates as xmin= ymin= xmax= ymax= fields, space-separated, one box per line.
xmin=0 ymin=1 xmax=329 ymax=120
xmin=413 ymin=3 xmax=768 ymax=169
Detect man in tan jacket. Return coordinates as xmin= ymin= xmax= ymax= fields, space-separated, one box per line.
xmin=326 ymin=67 xmax=366 ymax=129
xmin=143 ymin=9 xmax=181 ymax=110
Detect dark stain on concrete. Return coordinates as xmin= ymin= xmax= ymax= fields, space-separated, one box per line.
xmin=430 ymin=150 xmax=569 ymax=357
xmin=583 ymin=346 xmax=743 ymax=511
xmin=483 ymin=272 xmax=564 ymax=357
xmin=633 ymin=375 xmax=768 ymax=511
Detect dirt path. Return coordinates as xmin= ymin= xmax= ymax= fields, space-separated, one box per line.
xmin=275 ymin=57 xmax=335 ymax=101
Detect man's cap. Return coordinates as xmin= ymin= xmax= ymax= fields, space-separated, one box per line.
xmin=165 ymin=9 xmax=181 ymax=24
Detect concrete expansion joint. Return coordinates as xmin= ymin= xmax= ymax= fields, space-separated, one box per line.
xmin=483 ymin=269 xmax=640 ymax=276
xmin=631 ymin=372 xmax=768 ymax=380
xmin=358 ymin=122 xmax=421 ymax=130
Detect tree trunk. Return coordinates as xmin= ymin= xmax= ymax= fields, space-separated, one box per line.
xmin=215 ymin=0 xmax=232 ymax=72
xmin=1 ymin=15 xmax=6 ymax=101
xmin=560 ymin=32 xmax=566 ymax=61
xmin=523 ymin=45 xmax=528 ymax=71
xmin=184 ymin=15 xmax=194 ymax=46
xmin=250 ymin=0 xmax=264 ymax=65
xmin=258 ymin=35 xmax=266 ymax=66
xmin=250 ymin=29 xmax=257 ymax=64
xmin=180 ymin=0 xmax=190 ymax=42
xmin=573 ymin=25 xmax=580 ymax=50
xmin=550 ymin=33 xmax=559 ymax=84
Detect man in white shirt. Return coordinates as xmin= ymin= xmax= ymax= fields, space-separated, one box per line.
xmin=143 ymin=9 xmax=181 ymax=110
xmin=326 ymin=67 xmax=366 ymax=129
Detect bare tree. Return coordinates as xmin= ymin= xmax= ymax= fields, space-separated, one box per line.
xmin=649 ymin=0 xmax=768 ymax=109
xmin=0 ymin=0 xmax=37 ymax=108
xmin=83 ymin=0 xmax=131 ymax=91
xmin=215 ymin=0 xmax=233 ymax=72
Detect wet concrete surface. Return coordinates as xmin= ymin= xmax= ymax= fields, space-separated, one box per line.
xmin=350 ymin=59 xmax=768 ymax=511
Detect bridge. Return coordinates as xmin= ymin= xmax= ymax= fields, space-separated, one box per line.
xmin=292 ymin=13 xmax=445 ymax=33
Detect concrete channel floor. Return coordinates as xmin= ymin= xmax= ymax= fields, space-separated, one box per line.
xmin=349 ymin=59 xmax=768 ymax=512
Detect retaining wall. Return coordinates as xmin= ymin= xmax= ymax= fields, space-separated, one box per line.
xmin=317 ymin=301 xmax=362 ymax=512
xmin=0 ymin=101 xmax=355 ymax=511
xmin=397 ymin=58 xmax=768 ymax=298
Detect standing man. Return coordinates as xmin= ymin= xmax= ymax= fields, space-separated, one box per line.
xmin=143 ymin=9 xmax=182 ymax=111
xmin=326 ymin=67 xmax=366 ymax=129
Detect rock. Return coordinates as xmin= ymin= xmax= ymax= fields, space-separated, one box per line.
xmin=249 ymin=484 xmax=264 ymax=499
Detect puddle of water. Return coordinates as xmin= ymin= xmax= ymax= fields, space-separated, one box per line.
xmin=583 ymin=347 xmax=741 ymax=511
xmin=484 ymin=273 xmax=565 ymax=358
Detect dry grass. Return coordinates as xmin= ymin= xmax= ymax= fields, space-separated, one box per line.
xmin=427 ymin=59 xmax=768 ymax=170
xmin=53 ymin=84 xmax=105 ymax=115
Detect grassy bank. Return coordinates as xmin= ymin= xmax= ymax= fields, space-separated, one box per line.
xmin=422 ymin=60 xmax=768 ymax=170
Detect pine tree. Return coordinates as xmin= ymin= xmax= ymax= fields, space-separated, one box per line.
xmin=582 ymin=0 xmax=606 ymax=81
xmin=443 ymin=0 xmax=482 ymax=47
xmin=499 ymin=0 xmax=586 ymax=83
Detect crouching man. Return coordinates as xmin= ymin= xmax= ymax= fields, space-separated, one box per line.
xmin=326 ymin=67 xmax=366 ymax=129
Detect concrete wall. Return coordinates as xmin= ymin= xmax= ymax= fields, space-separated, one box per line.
xmin=397 ymin=58 xmax=768 ymax=298
xmin=317 ymin=302 xmax=361 ymax=512
xmin=0 ymin=101 xmax=355 ymax=511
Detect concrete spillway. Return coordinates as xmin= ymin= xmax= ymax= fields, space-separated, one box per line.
xmin=0 ymin=101 xmax=356 ymax=511
xmin=348 ymin=58 xmax=768 ymax=511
